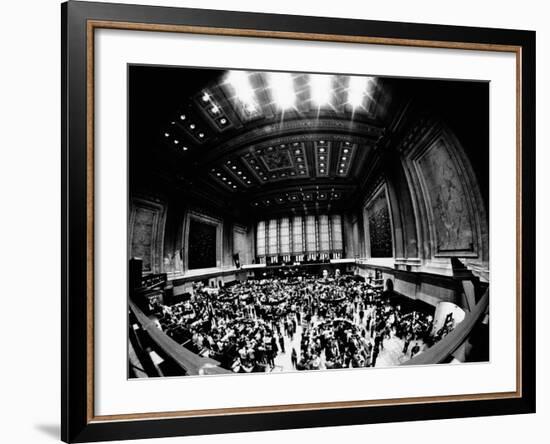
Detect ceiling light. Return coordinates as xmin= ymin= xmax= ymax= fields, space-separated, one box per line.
xmin=180 ymin=114 xmax=186 ymax=120
xmin=343 ymin=148 xmax=349 ymax=154
xmin=226 ymin=70 xmax=257 ymax=111
xmin=319 ymin=148 xmax=325 ymax=153
xmin=198 ymin=133 xmax=204 ymax=138
xmin=320 ymin=169 xmax=325 ymax=173
xmin=309 ymin=74 xmax=332 ymax=105
xmin=232 ymin=165 xmax=237 ymax=170
xmin=340 ymin=163 xmax=345 ymax=167
xmin=347 ymin=76 xmax=372 ymax=108
xmin=173 ymin=140 xmax=179 ymax=144
xmin=268 ymin=72 xmax=295 ymax=109
xmin=210 ymin=105 xmax=219 ymax=114
xmin=189 ymin=124 xmax=195 ymax=129
xmin=202 ymin=92 xmax=210 ymax=102
xmin=339 ymin=169 xmax=344 ymax=173
xmin=342 ymin=156 xmax=347 ymax=160
xmin=182 ymin=146 xmax=188 ymax=151
xmin=164 ymin=132 xmax=170 ymax=137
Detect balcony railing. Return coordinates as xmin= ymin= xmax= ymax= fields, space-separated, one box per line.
xmin=403 ymin=288 xmax=489 ymax=365
xmin=129 ymin=299 xmax=230 ymax=376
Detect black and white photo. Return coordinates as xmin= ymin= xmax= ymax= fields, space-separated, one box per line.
xmin=128 ymin=66 xmax=490 ymax=378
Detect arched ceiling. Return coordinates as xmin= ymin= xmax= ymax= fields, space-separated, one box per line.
xmin=130 ymin=67 xmax=396 ymax=218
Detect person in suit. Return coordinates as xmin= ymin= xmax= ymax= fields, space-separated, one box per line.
xmin=371 ymin=343 xmax=379 ymax=367
xmin=403 ymin=332 xmax=412 ymax=354
xmin=278 ymin=334 xmax=285 ymax=353
xmin=291 ymin=348 xmax=298 ymax=368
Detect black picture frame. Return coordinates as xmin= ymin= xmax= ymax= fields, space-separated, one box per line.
xmin=61 ymin=1 xmax=536 ymax=442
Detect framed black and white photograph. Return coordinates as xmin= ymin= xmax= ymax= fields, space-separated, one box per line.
xmin=61 ymin=1 xmax=536 ymax=442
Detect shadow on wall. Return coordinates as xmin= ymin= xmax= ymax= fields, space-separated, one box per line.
xmin=34 ymin=423 xmax=59 ymax=440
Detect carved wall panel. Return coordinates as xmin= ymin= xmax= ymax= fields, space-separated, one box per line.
xmin=417 ymin=140 xmax=475 ymax=254
xmin=129 ymin=198 xmax=166 ymax=274
xmin=188 ymin=220 xmax=218 ymax=270
xmin=400 ymin=123 xmax=488 ymax=267
xmin=184 ymin=211 xmax=223 ymax=270
xmin=233 ymin=225 xmax=251 ymax=265
xmin=366 ymin=190 xmax=394 ymax=258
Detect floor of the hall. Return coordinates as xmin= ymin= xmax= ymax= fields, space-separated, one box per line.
xmin=270 ymin=310 xmax=427 ymax=373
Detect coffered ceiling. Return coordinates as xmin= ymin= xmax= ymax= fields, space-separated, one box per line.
xmin=130 ymin=67 xmax=398 ymax=218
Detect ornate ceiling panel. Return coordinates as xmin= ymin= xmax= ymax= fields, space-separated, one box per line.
xmin=155 ymin=69 xmax=393 ymax=215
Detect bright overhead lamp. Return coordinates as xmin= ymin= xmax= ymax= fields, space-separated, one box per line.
xmin=226 ymin=70 xmax=257 ymax=111
xmin=347 ymin=76 xmax=373 ymax=108
xmin=268 ymin=72 xmax=295 ymax=109
xmin=309 ymin=74 xmax=332 ymax=105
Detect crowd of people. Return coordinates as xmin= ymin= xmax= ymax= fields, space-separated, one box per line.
xmin=152 ymin=273 xmax=453 ymax=373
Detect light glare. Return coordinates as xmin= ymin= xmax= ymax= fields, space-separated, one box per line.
xmin=227 ymin=71 xmax=257 ymax=110
xmin=309 ymin=74 xmax=332 ymax=105
xmin=269 ymin=72 xmax=295 ymax=109
xmin=347 ymin=76 xmax=372 ymax=108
